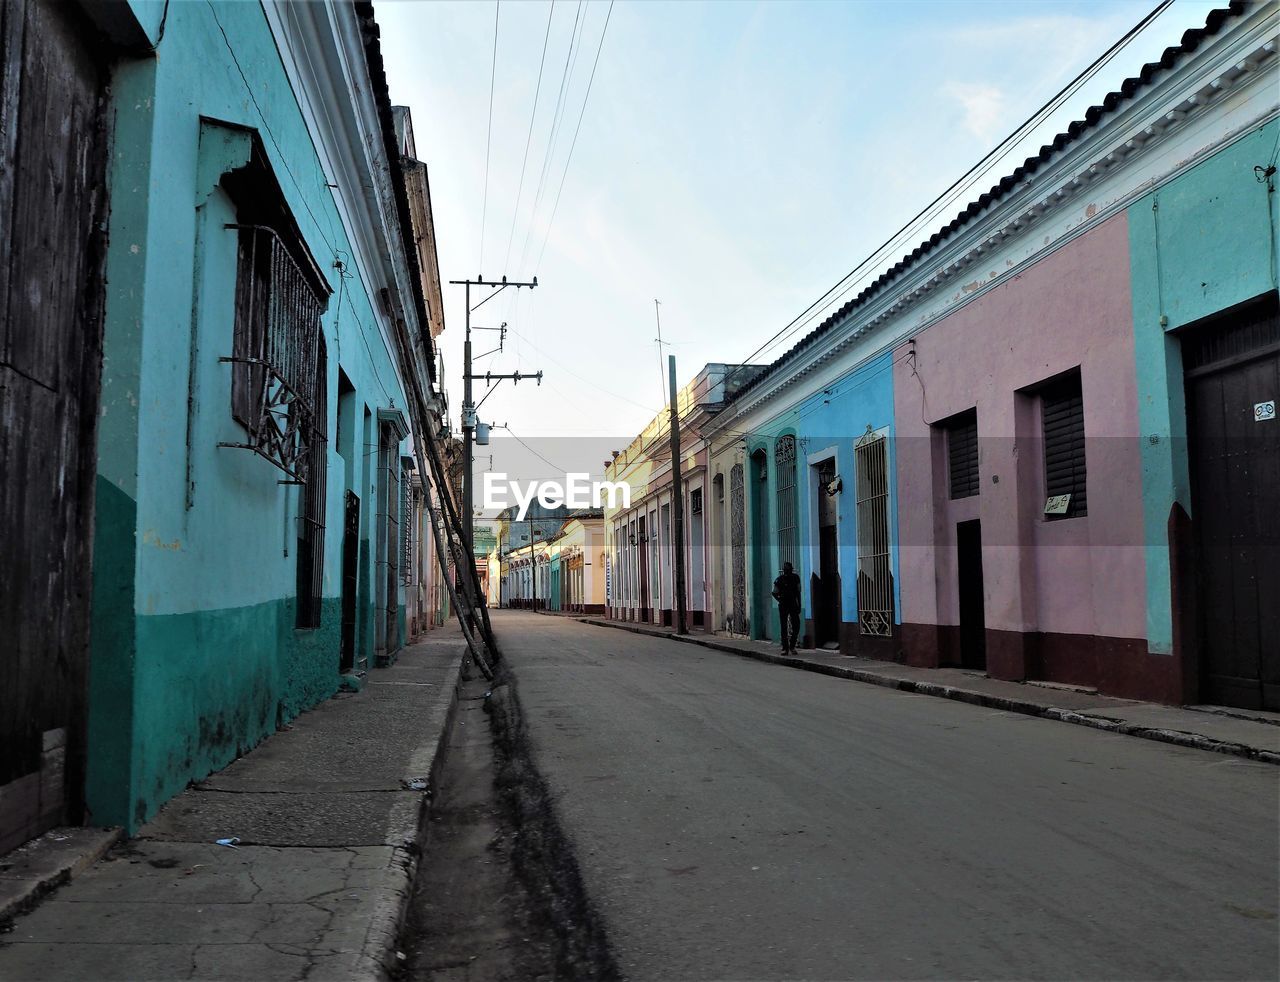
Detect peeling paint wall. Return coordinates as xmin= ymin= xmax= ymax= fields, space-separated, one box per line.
xmin=87 ymin=0 xmax=411 ymax=831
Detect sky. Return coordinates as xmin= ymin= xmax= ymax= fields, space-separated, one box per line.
xmin=373 ymin=0 xmax=1218 ymax=501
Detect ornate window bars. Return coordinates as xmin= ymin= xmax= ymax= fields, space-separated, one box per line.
xmin=854 ymin=427 xmax=894 ymax=637
xmin=221 ymin=223 xmax=329 ymax=484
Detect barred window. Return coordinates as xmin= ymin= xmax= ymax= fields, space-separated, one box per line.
xmin=855 ymin=428 xmax=893 ymax=637
xmin=690 ymin=488 xmax=703 ymax=516
xmin=402 ymin=476 xmax=414 ymax=586
xmin=225 ymin=224 xmax=329 ymax=483
xmin=775 ymin=435 xmax=797 ymax=572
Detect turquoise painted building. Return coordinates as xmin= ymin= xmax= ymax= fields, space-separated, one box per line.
xmin=1128 ymin=117 xmax=1280 ymax=707
xmin=82 ymin=0 xmax=439 ymax=830
xmin=708 ymin=351 xmax=900 ymax=652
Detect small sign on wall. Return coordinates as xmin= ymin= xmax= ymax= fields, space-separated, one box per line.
xmin=1044 ymin=494 xmax=1072 ymax=516
xmin=1256 ymin=400 xmax=1276 ymax=422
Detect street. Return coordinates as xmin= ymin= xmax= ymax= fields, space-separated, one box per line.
xmin=492 ymin=610 xmax=1279 ymax=982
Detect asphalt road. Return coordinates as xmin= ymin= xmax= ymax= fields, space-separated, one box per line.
xmin=492 ymin=610 xmax=1279 ymax=982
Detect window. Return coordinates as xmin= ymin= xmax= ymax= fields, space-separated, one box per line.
xmin=219 ymin=139 xmax=331 ymax=483
xmin=944 ymin=409 xmax=979 ymax=499
xmin=855 ymin=428 xmax=893 ymax=636
xmin=690 ymin=488 xmax=703 ymax=515
xmin=402 ymin=475 xmax=415 ymax=586
xmin=775 ymin=435 xmax=797 ymax=571
xmin=1041 ymin=372 xmax=1087 ymax=519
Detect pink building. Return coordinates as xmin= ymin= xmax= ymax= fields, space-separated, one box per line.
xmin=893 ymin=216 xmax=1167 ymax=698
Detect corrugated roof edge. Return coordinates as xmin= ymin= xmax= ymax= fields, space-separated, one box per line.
xmin=353 ymin=0 xmax=438 ymax=386
xmin=727 ymin=1 xmax=1245 ymax=406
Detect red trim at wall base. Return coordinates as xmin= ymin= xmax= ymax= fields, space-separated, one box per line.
xmin=902 ymin=623 xmax=1185 ymax=704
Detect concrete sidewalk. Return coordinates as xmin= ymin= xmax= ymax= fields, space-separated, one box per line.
xmin=576 ymin=615 xmax=1280 ymax=765
xmin=0 ymin=630 xmax=468 ymax=982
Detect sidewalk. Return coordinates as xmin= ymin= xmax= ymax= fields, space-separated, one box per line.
xmin=0 ymin=630 xmax=468 ymax=982
xmin=576 ymin=615 xmax=1280 ymax=765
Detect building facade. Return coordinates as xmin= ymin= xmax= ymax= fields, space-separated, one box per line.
xmin=696 ymin=2 xmax=1277 ymax=709
xmin=0 ymin=0 xmax=450 ymax=850
xmin=604 ymin=365 xmax=763 ymax=628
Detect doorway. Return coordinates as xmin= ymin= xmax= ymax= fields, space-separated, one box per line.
xmin=956 ymin=520 xmax=986 ymax=670
xmin=637 ymin=515 xmax=649 ymax=621
xmin=340 ymin=491 xmax=360 ymax=673
xmin=1183 ymin=293 xmax=1279 ymax=710
xmin=0 ymin=0 xmax=109 ymax=852
xmin=814 ymin=459 xmax=841 ymax=647
xmin=750 ymin=449 xmax=772 ymax=640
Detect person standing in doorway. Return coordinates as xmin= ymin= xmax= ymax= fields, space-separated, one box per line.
xmin=772 ymin=562 xmax=802 ymax=655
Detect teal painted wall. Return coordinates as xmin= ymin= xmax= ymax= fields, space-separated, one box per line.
xmin=1128 ymin=119 xmax=1280 ymax=654
xmin=88 ymin=1 xmax=411 ymax=830
xmin=742 ymin=351 xmax=900 ymax=643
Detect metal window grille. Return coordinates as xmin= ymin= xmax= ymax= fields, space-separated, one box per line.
xmin=729 ymin=463 xmax=747 ymax=634
xmin=690 ymin=488 xmax=703 ymax=516
xmin=775 ymin=435 xmax=797 ymax=571
xmin=376 ymin=426 xmax=401 ymax=652
xmin=221 ymin=224 xmax=328 ymax=483
xmin=1042 ymin=373 xmax=1087 ymax=519
xmin=295 ymin=337 xmax=327 ymax=629
xmin=945 ymin=410 xmax=979 ymax=499
xmin=855 ymin=428 xmax=893 ymax=637
xmin=401 ymin=480 xmax=414 ymax=586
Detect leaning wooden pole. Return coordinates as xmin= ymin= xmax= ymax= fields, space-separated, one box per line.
xmin=420 ymin=428 xmax=495 ymax=646
xmin=422 ymin=483 xmax=493 ymax=679
xmin=383 ymin=291 xmax=498 ymax=657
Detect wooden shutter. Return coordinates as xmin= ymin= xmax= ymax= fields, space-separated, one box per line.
xmin=946 ymin=410 xmax=979 ymax=499
xmin=1042 ymin=373 xmax=1087 ymax=518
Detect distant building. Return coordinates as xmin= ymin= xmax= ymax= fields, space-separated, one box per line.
xmin=603 ymin=364 xmax=764 ymax=627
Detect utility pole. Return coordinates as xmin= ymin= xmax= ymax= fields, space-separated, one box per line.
xmin=668 ymin=354 xmax=687 ymax=635
xmin=448 ymin=275 xmax=540 ymax=612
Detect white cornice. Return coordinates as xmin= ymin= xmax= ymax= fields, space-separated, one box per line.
xmin=260 ymin=0 xmax=413 ymax=402
xmin=709 ymin=5 xmax=1279 ymax=434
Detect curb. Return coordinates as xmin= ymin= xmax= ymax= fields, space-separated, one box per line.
xmin=575 ymin=616 xmax=1280 ymax=767
xmin=0 ymin=826 xmax=123 ymax=925
xmin=356 ymin=647 xmax=468 ymax=982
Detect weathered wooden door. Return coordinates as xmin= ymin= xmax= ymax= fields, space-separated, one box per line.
xmin=340 ymin=491 xmax=360 ymax=673
xmin=0 ymin=0 xmax=108 ymax=851
xmin=1184 ymin=294 xmax=1280 ymax=711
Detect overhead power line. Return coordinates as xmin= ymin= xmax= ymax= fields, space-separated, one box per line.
xmin=519 ymin=0 xmax=586 ymax=270
xmin=503 ymin=1 xmax=557 ymax=273
xmin=716 ymin=0 xmax=1176 ymax=398
xmin=535 ymin=0 xmax=615 ymax=271
xmin=479 ymin=0 xmax=501 ymax=272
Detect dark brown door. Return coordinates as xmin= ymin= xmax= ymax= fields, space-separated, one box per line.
xmin=1183 ymin=293 xmax=1280 ymax=711
xmin=0 ymin=0 xmax=109 ymax=851
xmin=814 ymin=459 xmax=841 ymax=647
xmin=957 ymin=520 xmax=986 ymax=670
xmin=637 ymin=515 xmax=649 ymax=620
xmin=340 ymin=491 xmax=360 ymax=673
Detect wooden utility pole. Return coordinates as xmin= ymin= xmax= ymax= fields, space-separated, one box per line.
xmin=449 ymin=275 xmax=539 ymax=567
xmin=667 ymin=354 xmax=687 ymax=635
